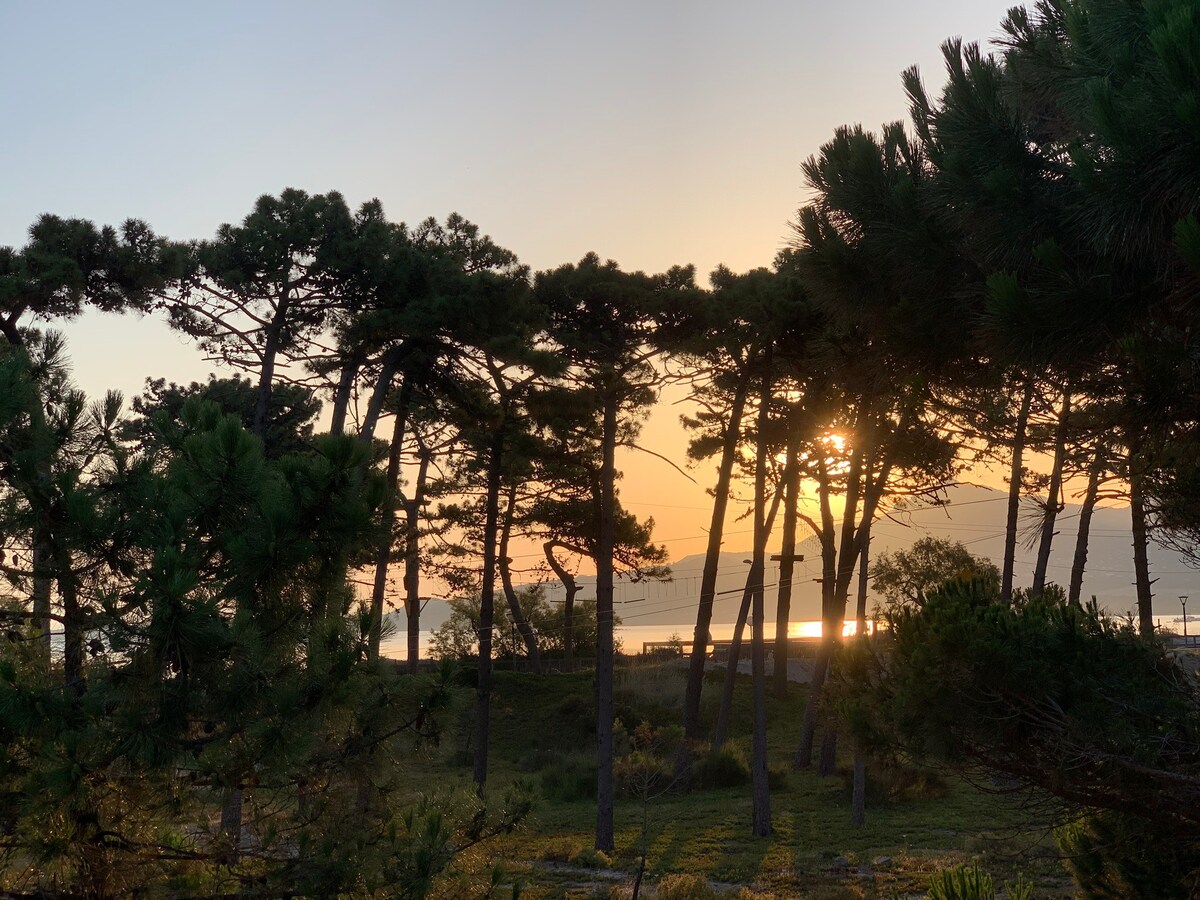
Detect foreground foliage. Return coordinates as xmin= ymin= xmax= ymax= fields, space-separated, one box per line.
xmin=839 ymin=577 xmax=1200 ymax=894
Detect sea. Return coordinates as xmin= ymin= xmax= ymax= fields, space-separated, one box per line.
xmin=378 ymin=619 xmax=870 ymax=660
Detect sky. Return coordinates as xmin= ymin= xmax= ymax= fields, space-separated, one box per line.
xmin=10 ymin=1 xmax=1182 ymax=617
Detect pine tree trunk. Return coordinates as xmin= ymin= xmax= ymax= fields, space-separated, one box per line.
xmin=499 ymin=483 xmax=541 ymax=673
xmin=31 ymin=537 xmax=52 ymax=655
xmin=368 ymin=381 xmax=413 ymax=661
xmin=713 ymin=489 xmax=783 ymax=749
xmin=772 ymin=430 xmax=801 ymax=700
xmin=683 ymin=370 xmax=750 ymax=738
xmin=1130 ymin=456 xmax=1155 ymax=636
xmin=795 ymin=458 xmax=837 ymax=769
xmin=851 ymin=751 xmax=866 ymax=826
xmin=749 ymin=367 xmax=772 ymax=837
xmin=712 ymin=573 xmax=754 ymax=750
xmin=219 ymin=784 xmax=244 ymax=861
xmin=56 ymin=544 xmax=83 ymax=692
xmin=1002 ymin=378 xmax=1034 ymax=601
xmin=358 ymin=344 xmax=407 ymax=445
xmin=1068 ymin=447 xmax=1105 ymax=604
xmin=851 ymin=529 xmax=870 ymax=826
xmin=473 ymin=429 xmax=505 ymax=792
xmin=403 ymin=447 xmax=430 ymax=674
xmin=818 ymin=725 xmax=838 ymax=776
xmin=595 ymin=393 xmax=618 ymax=852
xmin=252 ymin=295 xmax=289 ymax=439
xmin=544 ymin=541 xmax=583 ymax=670
xmin=329 ymin=349 xmax=364 ymax=436
xmin=797 ymin=407 xmax=902 ymax=768
xmin=1032 ymin=387 xmax=1072 ymax=596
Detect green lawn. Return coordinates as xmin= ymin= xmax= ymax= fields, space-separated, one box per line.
xmin=400 ymin=662 xmax=1071 ymax=898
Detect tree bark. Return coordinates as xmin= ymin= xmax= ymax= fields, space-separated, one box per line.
xmin=712 ymin=488 xmax=783 ymax=749
xmin=772 ymin=428 xmax=802 ymax=700
xmin=595 ymin=392 xmax=618 ymax=852
xmin=329 ymin=348 xmax=365 ymax=436
xmin=219 ymin=785 xmax=244 ymax=861
xmin=1130 ymin=455 xmax=1155 ymax=636
xmin=473 ymin=428 xmax=505 ymax=792
xmin=749 ymin=367 xmax=772 ymax=837
xmin=683 ymin=369 xmax=750 ymax=738
xmin=1002 ymin=377 xmax=1034 ymax=601
xmin=403 ymin=444 xmax=430 ymax=673
xmin=712 ymin=573 xmax=755 ymax=751
xmin=1068 ymin=447 xmax=1105 ymax=604
xmin=1032 ymin=387 xmax=1072 ymax=596
xmin=252 ymin=293 xmax=289 ymax=439
xmin=851 ymin=526 xmax=870 ymax=825
xmin=544 ymin=541 xmax=583 ymax=669
xmin=358 ymin=343 xmax=411 ymax=445
xmin=818 ymin=724 xmax=838 ymax=776
xmin=499 ymin=483 xmax=541 ymax=673
xmin=30 ymin=537 xmax=52 ymax=655
xmin=367 ymin=380 xmax=413 ymax=661
xmin=795 ymin=455 xmax=837 ymax=769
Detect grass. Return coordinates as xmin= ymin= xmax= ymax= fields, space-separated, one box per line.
xmin=398 ymin=661 xmax=1071 ymax=898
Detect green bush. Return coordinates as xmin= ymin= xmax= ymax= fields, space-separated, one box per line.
xmin=516 ymin=747 xmax=560 ymax=773
xmin=538 ymin=836 xmax=584 ymax=863
xmin=926 ymin=864 xmax=993 ymax=900
xmin=540 ymin=753 xmax=596 ymax=803
xmin=1056 ymin=811 xmax=1200 ymax=899
xmin=925 ymin=864 xmax=1032 ymax=900
xmin=767 ymin=764 xmax=789 ymax=792
xmin=692 ymin=743 xmax=750 ymax=789
xmin=655 ymin=872 xmax=718 ymax=899
xmin=615 ymin=750 xmax=674 ymax=797
xmin=569 ymin=847 xmax=612 ymax=869
xmin=840 ymin=757 xmax=947 ymax=804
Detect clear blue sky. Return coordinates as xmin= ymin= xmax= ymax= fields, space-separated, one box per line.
xmin=2 ymin=0 xmax=1013 ymax=398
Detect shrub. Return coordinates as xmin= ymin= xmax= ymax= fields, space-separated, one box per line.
xmin=516 ymin=747 xmax=560 ymax=773
xmin=841 ymin=757 xmax=947 ymax=804
xmin=655 ymin=872 xmax=718 ymax=899
xmin=924 ymin=864 xmax=1032 ymax=900
xmin=767 ymin=764 xmax=789 ymax=792
xmin=692 ymin=743 xmax=750 ymax=789
xmin=926 ymin=864 xmax=993 ymax=900
xmin=538 ymin=836 xmax=585 ymax=863
xmin=1056 ymin=811 xmax=1200 ymax=899
xmin=540 ymin=753 xmax=596 ymax=803
xmin=615 ymin=750 xmax=674 ymax=797
xmin=569 ymin=848 xmax=612 ymax=869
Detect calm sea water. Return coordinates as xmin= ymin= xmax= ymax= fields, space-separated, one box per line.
xmin=377 ymin=619 xmax=868 ymax=661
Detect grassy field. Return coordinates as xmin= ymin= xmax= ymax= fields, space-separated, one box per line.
xmin=401 ymin=661 xmax=1072 ymax=898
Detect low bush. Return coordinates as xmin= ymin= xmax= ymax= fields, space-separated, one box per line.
xmin=1056 ymin=811 xmax=1200 ymax=899
xmin=925 ymin=864 xmax=1032 ymax=900
xmin=692 ymin=743 xmax=750 ymax=789
xmin=569 ymin=847 xmax=612 ymax=869
xmin=540 ymin=753 xmax=596 ymax=803
xmin=840 ymin=756 xmax=946 ymax=803
xmin=516 ymin=746 xmax=560 ymax=773
xmin=615 ymin=750 xmax=674 ymax=797
xmin=655 ymin=872 xmax=718 ymax=899
xmin=538 ymin=836 xmax=585 ymax=863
